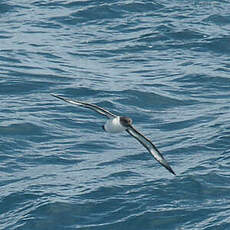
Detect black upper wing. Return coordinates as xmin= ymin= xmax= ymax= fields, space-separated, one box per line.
xmin=127 ymin=125 xmax=175 ymax=175
xmin=51 ymin=94 xmax=117 ymax=119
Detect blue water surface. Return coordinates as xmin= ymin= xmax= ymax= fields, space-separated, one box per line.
xmin=1 ymin=0 xmax=230 ymax=229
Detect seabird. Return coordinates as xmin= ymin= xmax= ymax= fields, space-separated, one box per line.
xmin=51 ymin=94 xmax=175 ymax=175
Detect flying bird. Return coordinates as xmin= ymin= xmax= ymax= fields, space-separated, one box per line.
xmin=51 ymin=94 xmax=175 ymax=175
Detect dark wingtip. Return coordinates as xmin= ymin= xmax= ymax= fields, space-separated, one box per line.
xmin=50 ymin=94 xmax=67 ymax=102
xmin=160 ymin=160 xmax=176 ymax=175
xmin=168 ymin=166 xmax=176 ymax=175
xmin=51 ymin=93 xmax=60 ymax=99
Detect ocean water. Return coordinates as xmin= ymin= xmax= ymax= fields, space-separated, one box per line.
xmin=1 ymin=0 xmax=230 ymax=229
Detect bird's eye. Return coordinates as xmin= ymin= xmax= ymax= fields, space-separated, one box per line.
xmin=126 ymin=118 xmax=132 ymax=125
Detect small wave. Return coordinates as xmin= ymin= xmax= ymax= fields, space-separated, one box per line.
xmin=0 ymin=80 xmax=52 ymax=95
xmin=0 ymin=2 xmax=13 ymax=14
xmin=203 ymin=14 xmax=230 ymax=25
xmin=118 ymin=89 xmax=190 ymax=109
xmin=0 ymin=122 xmax=43 ymax=136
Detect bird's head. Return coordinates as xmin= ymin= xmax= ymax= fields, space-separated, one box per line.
xmin=120 ymin=116 xmax=132 ymax=128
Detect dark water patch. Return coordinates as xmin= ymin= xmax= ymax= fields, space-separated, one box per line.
xmin=64 ymin=1 xmax=93 ymax=9
xmin=33 ymin=21 xmax=62 ymax=29
xmin=209 ymin=130 xmax=230 ymax=150
xmin=120 ymin=151 xmax=153 ymax=164
xmin=176 ymin=73 xmax=230 ymax=85
xmin=6 ymin=69 xmax=72 ymax=82
xmin=0 ymin=161 xmax=26 ymax=174
xmin=90 ymin=209 xmax=211 ymax=230
xmin=50 ymin=4 xmax=123 ymax=25
xmin=0 ymin=151 xmax=15 ymax=162
xmin=0 ymin=122 xmax=43 ymax=136
xmin=146 ymin=32 xmax=230 ymax=55
xmin=49 ymin=1 xmax=162 ymax=28
xmin=175 ymin=74 xmax=230 ymax=95
xmin=0 ymin=34 xmax=12 ymax=39
xmin=121 ymin=2 xmax=164 ymax=13
xmin=0 ymin=54 xmax=21 ymax=64
xmin=15 ymin=200 xmax=121 ymax=229
xmin=117 ymin=89 xmax=189 ymax=110
xmin=69 ymin=175 xmax=230 ymax=229
xmin=203 ymin=14 xmax=230 ymax=25
xmin=80 ymin=185 xmax=126 ymax=201
xmin=18 ymin=201 xmax=76 ymax=229
xmin=138 ymin=28 xmax=204 ymax=45
xmin=182 ymin=173 xmax=230 ymax=199
xmin=49 ymin=15 xmax=76 ymax=25
xmin=59 ymin=87 xmax=102 ymax=98
xmin=0 ymin=177 xmax=22 ymax=187
xmin=0 ymin=80 xmax=52 ymax=95
xmin=204 ymin=36 xmax=230 ymax=55
xmin=136 ymin=32 xmax=170 ymax=44
xmin=155 ymin=24 xmax=173 ymax=33
xmin=0 ymin=191 xmax=41 ymax=214
xmin=4 ymin=64 xmax=42 ymax=71
xmin=63 ymin=0 xmax=164 ymax=14
xmin=71 ymin=4 xmax=123 ymax=20
xmin=33 ymin=51 xmax=62 ymax=60
xmin=0 ymin=2 xmax=14 ymax=15
xmin=97 ymin=158 xmax=124 ymax=167
xmin=33 ymin=0 xmax=66 ymax=8
xmin=105 ymin=170 xmax=140 ymax=180
xmin=160 ymin=114 xmax=216 ymax=131
xmin=0 ymin=137 xmax=32 ymax=156
xmin=159 ymin=174 xmax=225 ymax=205
xmin=76 ymin=139 xmax=112 ymax=153
xmin=171 ymin=36 xmax=230 ymax=55
xmin=4 ymin=194 xmax=49 ymax=230
xmin=167 ymin=29 xmax=205 ymax=41
xmin=160 ymin=117 xmax=199 ymax=131
xmin=17 ymin=154 xmax=83 ymax=166
xmin=98 ymin=151 xmax=147 ymax=168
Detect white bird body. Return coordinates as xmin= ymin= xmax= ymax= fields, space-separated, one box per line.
xmin=103 ymin=117 xmax=126 ymax=133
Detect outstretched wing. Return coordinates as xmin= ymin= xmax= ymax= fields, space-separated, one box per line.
xmin=51 ymin=94 xmax=117 ymax=119
xmin=127 ymin=125 xmax=175 ymax=175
